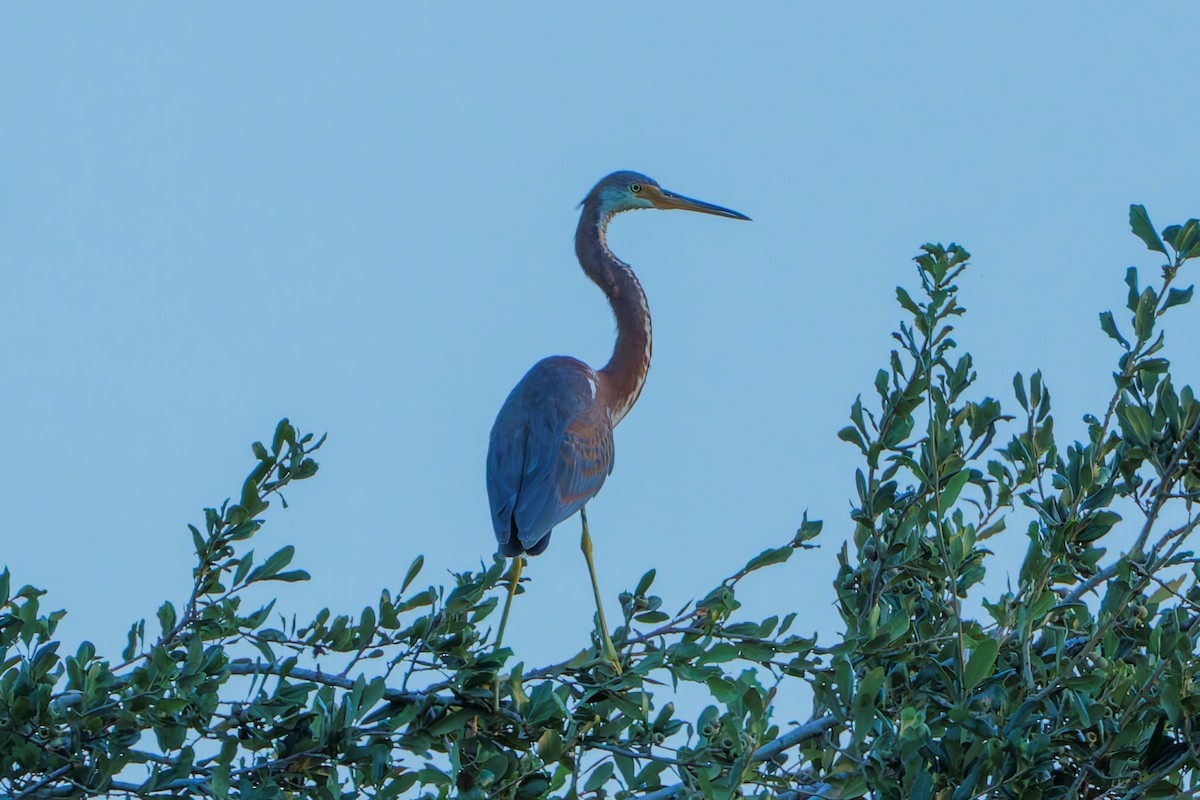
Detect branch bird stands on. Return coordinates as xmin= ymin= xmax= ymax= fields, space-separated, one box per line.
xmin=485 ymin=171 xmax=749 ymax=670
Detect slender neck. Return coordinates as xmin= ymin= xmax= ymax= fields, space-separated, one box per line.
xmin=575 ymin=200 xmax=652 ymax=426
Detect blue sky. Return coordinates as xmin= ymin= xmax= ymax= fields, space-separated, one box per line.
xmin=3 ymin=4 xmax=1199 ymax=718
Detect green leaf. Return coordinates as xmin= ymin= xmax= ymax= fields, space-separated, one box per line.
xmin=1012 ymin=373 xmax=1028 ymax=411
xmin=153 ymin=721 xmax=187 ymax=751
xmin=635 ymin=569 xmax=657 ymax=597
xmin=1163 ymin=285 xmax=1193 ymax=311
xmin=156 ymin=602 xmax=177 ymax=636
xmin=838 ymin=425 xmax=868 ymax=453
xmin=1143 ymin=782 xmax=1184 ymax=800
xmin=1076 ymin=510 xmax=1121 ymax=542
xmin=269 ymin=570 xmax=310 ymax=583
xmin=742 ymin=546 xmax=792 ymax=574
xmin=940 ymin=470 xmax=970 ymax=507
xmin=699 ymin=643 xmax=739 ymax=665
xmin=1099 ymin=311 xmax=1130 ymax=349
xmin=825 ymin=772 xmax=864 ymax=796
xmin=428 ymin=708 xmax=475 ymax=736
xmin=397 ymin=589 xmax=434 ymax=611
xmin=964 ymin=638 xmax=999 ymax=690
xmin=210 ymin=760 xmax=230 ymax=800
xmin=30 ymin=642 xmax=59 ymax=674
xmin=583 ymin=763 xmax=614 ymax=793
xmin=705 ymin=675 xmax=739 ymax=705
xmin=188 ymin=524 xmax=206 ymax=557
xmin=793 ymin=514 xmax=822 ymax=546
xmin=272 ymin=418 xmax=295 ymax=456
xmin=909 ymin=771 xmax=933 ymax=800
xmin=1030 ymin=369 xmax=1044 ymax=409
xmin=1126 ymin=267 xmax=1141 ymax=312
xmin=536 ymin=728 xmax=564 ymax=762
xmin=895 ymin=286 xmax=921 ymax=316
xmin=1176 ymin=219 xmax=1200 ymax=260
xmin=1134 ymin=288 xmax=1158 ymax=341
xmin=516 ymin=775 xmax=551 ymax=800
xmin=525 ymin=682 xmax=566 ymax=727
xmin=507 ymin=662 xmax=530 ymax=711
xmin=294 ymin=458 xmax=319 ymax=479
xmin=233 ymin=551 xmax=254 ymax=586
xmin=1149 ymin=575 xmax=1187 ymax=605
xmin=1161 ymin=683 xmax=1183 ymax=726
xmin=417 ymin=767 xmax=451 ymax=787
xmin=122 ymin=622 xmax=140 ymax=662
xmin=226 ymin=521 xmax=260 ymax=541
xmin=246 ymin=545 xmax=295 ymax=583
xmin=1130 ymin=204 xmax=1167 ymax=255
xmin=851 ymin=666 xmax=885 ymax=745
xmin=1118 ymin=402 xmax=1154 ymax=445
xmin=401 ymin=555 xmax=424 ymax=592
xmin=874 ymin=369 xmax=889 ymax=396
xmin=240 ymin=476 xmax=266 ymax=517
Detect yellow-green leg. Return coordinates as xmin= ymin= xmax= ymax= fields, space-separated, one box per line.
xmin=495 ymin=556 xmax=523 ymax=651
xmin=580 ymin=507 xmax=621 ymax=673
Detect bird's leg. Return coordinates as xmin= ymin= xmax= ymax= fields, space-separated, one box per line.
xmin=580 ymin=507 xmax=621 ymax=673
xmin=495 ymin=555 xmax=523 ymax=652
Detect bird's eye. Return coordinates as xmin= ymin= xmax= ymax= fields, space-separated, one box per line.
xmin=630 ymin=183 xmax=642 ymax=193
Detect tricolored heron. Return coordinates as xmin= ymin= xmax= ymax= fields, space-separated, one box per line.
xmin=486 ymin=171 xmax=749 ymax=668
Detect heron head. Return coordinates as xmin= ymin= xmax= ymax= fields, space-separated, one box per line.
xmin=585 ymin=171 xmax=750 ymax=221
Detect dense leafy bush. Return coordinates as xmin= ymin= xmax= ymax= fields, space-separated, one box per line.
xmin=3 ymin=206 xmax=1200 ymax=799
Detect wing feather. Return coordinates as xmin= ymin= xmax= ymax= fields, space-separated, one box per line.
xmin=486 ymin=357 xmax=614 ymax=556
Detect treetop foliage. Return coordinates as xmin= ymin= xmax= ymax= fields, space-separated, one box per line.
xmin=3 ymin=206 xmax=1200 ymax=799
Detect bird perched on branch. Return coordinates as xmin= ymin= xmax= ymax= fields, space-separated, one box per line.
xmin=486 ymin=171 xmax=749 ymax=668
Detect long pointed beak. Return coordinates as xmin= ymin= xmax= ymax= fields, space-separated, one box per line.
xmin=654 ymin=188 xmax=751 ymax=221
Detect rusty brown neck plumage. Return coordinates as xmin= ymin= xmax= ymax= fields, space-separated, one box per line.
xmin=575 ymin=202 xmax=651 ymax=426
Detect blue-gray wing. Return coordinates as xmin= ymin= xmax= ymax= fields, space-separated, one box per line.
xmin=486 ymin=357 xmax=614 ymax=556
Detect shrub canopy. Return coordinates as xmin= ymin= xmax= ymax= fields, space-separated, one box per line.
xmin=4 ymin=206 xmax=1200 ymax=799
